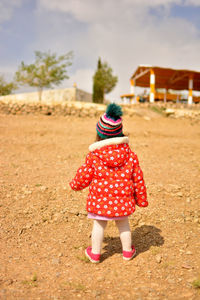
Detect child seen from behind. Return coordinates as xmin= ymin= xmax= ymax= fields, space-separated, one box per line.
xmin=70 ymin=103 xmax=148 ymax=263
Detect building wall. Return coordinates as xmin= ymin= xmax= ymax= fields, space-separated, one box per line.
xmin=76 ymin=88 xmax=92 ymax=103
xmin=0 ymin=87 xmax=92 ymax=104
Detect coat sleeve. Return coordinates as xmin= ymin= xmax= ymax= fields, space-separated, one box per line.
xmin=132 ymin=153 xmax=148 ymax=207
xmin=69 ymin=153 xmax=94 ymax=191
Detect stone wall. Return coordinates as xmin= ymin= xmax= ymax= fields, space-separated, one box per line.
xmin=0 ymin=100 xmax=105 ymax=117
xmin=0 ymin=99 xmax=199 ymax=120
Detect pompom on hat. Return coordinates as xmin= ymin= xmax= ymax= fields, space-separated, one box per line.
xmin=96 ymin=103 xmax=123 ymax=139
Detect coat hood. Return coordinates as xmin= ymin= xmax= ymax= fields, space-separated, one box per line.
xmin=89 ymin=137 xmax=130 ymax=167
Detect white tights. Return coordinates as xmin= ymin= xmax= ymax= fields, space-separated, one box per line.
xmin=91 ymin=218 xmax=132 ymax=254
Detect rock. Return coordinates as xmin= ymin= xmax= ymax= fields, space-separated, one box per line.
xmin=186 ymin=197 xmax=191 ymax=203
xmin=22 ymin=185 xmax=28 ymax=192
xmin=139 ymin=221 xmax=145 ymax=226
xmin=165 ymin=184 xmax=181 ymax=193
xmin=40 ymin=185 xmax=48 ymax=191
xmin=165 ymin=109 xmax=175 ymax=117
xmin=144 ymin=131 xmax=149 ymax=137
xmin=177 ymin=192 xmax=183 ymax=197
xmin=143 ymin=116 xmax=151 ymax=121
xmin=167 ymin=278 xmax=175 ymax=284
xmin=174 ymin=218 xmax=182 ymax=223
xmin=186 ymin=251 xmax=192 ymax=255
xmin=155 ymin=254 xmax=162 ymax=263
xmin=182 ymin=263 xmax=193 ymax=269
xmin=25 ymin=223 xmax=32 ymax=229
xmin=68 ymin=209 xmax=79 ymax=216
xmin=97 ymin=276 xmax=105 ymax=282
xmin=24 ymin=190 xmax=32 ymax=195
xmin=52 ymin=258 xmax=60 ymax=265
xmin=79 ymin=210 xmax=87 ymax=216
xmin=193 ymin=218 xmax=200 ymax=224
xmin=5 ymin=279 xmax=14 ymax=285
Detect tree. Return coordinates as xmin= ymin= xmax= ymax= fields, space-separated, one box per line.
xmin=93 ymin=58 xmax=118 ymax=103
xmin=15 ymin=50 xmax=73 ymax=101
xmin=92 ymin=58 xmax=104 ymax=103
xmin=0 ymin=76 xmax=17 ymax=96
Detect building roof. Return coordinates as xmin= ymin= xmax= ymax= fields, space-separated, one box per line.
xmin=131 ymin=65 xmax=200 ymax=91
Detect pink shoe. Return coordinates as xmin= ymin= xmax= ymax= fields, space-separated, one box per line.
xmin=123 ymin=245 xmax=136 ymax=261
xmin=85 ymin=247 xmax=100 ymax=263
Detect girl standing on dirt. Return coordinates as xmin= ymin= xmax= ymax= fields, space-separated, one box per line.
xmin=69 ymin=103 xmax=148 ymax=263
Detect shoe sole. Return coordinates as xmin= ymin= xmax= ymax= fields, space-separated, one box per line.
xmin=85 ymin=249 xmax=100 ymax=263
xmin=123 ymin=250 xmax=136 ymax=261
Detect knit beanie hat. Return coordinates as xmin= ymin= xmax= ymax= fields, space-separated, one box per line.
xmin=96 ymin=103 xmax=123 ymax=139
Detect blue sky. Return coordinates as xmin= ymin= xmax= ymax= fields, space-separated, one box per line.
xmin=1 ymin=0 xmax=200 ymax=100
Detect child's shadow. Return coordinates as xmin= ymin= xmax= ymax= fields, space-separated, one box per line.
xmin=102 ymin=225 xmax=164 ymax=261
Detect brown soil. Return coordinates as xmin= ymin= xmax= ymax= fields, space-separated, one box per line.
xmin=0 ymin=112 xmax=200 ymax=300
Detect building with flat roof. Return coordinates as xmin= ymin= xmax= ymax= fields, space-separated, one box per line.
xmin=121 ymin=65 xmax=200 ymax=104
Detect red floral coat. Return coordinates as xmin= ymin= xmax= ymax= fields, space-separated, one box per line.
xmin=70 ymin=137 xmax=148 ymax=217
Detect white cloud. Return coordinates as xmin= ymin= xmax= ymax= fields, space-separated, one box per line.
xmin=184 ymin=0 xmax=200 ymax=6
xmin=0 ymin=0 xmax=23 ymax=24
xmin=38 ymin=0 xmax=183 ymax=20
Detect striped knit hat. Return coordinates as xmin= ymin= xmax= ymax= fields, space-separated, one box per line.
xmin=96 ymin=103 xmax=123 ymax=139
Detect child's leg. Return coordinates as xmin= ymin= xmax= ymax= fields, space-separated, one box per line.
xmin=91 ymin=220 xmax=107 ymax=254
xmin=115 ymin=218 xmax=132 ymax=252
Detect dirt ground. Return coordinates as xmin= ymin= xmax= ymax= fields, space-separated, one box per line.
xmin=0 ymin=111 xmax=200 ymax=300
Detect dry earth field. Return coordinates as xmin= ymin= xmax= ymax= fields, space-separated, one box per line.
xmin=0 ymin=110 xmax=200 ymax=300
